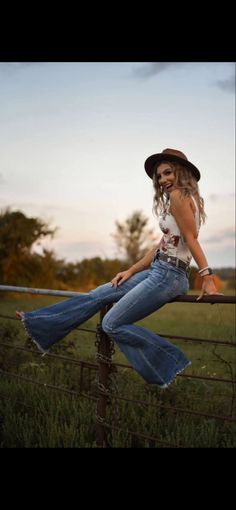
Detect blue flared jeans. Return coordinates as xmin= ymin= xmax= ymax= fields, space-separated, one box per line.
xmin=21 ymin=259 xmax=190 ymax=388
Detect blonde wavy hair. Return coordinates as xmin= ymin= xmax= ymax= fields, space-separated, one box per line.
xmin=152 ymin=161 xmax=206 ymax=224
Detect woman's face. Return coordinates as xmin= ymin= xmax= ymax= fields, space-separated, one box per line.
xmin=156 ymin=163 xmax=176 ymax=194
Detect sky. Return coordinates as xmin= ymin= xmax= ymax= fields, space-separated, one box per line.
xmin=0 ymin=61 xmax=235 ymax=268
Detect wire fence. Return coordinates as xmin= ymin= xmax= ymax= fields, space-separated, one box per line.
xmin=0 ymin=285 xmax=235 ymax=447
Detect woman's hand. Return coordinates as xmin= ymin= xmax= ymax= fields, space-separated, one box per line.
xmin=196 ymin=275 xmax=224 ymax=301
xmin=111 ymin=269 xmax=134 ymax=288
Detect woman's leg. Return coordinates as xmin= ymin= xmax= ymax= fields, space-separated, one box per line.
xmin=18 ymin=269 xmax=150 ymax=353
xmin=102 ymin=260 xmax=190 ymax=387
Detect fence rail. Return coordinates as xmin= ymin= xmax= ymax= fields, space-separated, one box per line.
xmin=0 ymin=285 xmax=235 ymax=447
xmin=0 ymin=284 xmax=235 ymax=303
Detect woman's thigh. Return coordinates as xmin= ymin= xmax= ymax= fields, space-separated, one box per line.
xmin=89 ymin=269 xmax=150 ymax=305
xmin=102 ymin=261 xmax=188 ymax=329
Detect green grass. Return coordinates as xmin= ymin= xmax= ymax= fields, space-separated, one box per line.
xmin=0 ymin=293 xmax=235 ymax=448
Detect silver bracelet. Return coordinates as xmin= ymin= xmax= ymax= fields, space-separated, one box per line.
xmin=199 ymin=268 xmax=213 ymax=277
xmin=198 ymin=266 xmax=209 ymax=274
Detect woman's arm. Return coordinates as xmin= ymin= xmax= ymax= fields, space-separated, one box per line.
xmin=170 ymin=190 xmax=222 ymax=299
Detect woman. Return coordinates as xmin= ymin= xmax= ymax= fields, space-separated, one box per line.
xmin=16 ymin=148 xmax=221 ymax=388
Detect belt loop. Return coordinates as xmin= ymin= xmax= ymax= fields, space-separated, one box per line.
xmin=176 ymin=258 xmax=179 ymax=268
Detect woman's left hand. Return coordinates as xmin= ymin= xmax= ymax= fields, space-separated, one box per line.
xmin=196 ymin=275 xmax=224 ymax=301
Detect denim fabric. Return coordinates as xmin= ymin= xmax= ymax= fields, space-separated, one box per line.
xmin=21 ymin=259 xmax=190 ymax=388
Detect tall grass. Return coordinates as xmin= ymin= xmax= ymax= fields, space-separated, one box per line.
xmin=0 ymin=294 xmax=235 ymax=447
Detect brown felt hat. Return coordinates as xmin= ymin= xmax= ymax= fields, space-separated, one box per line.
xmin=144 ymin=148 xmax=201 ymax=181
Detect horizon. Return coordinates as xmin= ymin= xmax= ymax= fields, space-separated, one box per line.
xmin=0 ymin=62 xmax=235 ymax=268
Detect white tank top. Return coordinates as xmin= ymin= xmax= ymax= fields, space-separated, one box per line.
xmin=159 ymin=196 xmax=200 ymax=265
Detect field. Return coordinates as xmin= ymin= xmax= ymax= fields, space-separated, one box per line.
xmin=0 ymin=292 xmax=235 ymax=448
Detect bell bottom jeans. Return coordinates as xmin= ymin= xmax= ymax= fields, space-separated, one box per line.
xmin=21 ymin=259 xmax=190 ymax=388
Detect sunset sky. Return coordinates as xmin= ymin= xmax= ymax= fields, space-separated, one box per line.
xmin=0 ymin=62 xmax=235 ymax=267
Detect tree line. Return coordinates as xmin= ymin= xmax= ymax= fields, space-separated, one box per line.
xmin=1 ymin=208 xmax=233 ymax=291
xmin=0 ymin=208 xmax=156 ymax=291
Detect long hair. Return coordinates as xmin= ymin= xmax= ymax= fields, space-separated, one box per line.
xmin=152 ymin=161 xmax=206 ymax=224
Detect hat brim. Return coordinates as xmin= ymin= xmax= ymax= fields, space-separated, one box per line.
xmin=144 ymin=153 xmax=201 ymax=181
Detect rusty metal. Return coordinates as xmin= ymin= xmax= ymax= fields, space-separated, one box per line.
xmin=173 ymin=295 xmax=236 ymax=303
xmin=0 ymin=368 xmax=97 ymax=400
xmin=79 ymin=361 xmax=85 ymax=392
xmin=0 ymin=340 xmax=99 ymax=368
xmin=0 ymin=285 xmax=80 ymax=297
xmin=158 ymin=333 xmax=236 ymax=347
xmin=0 ymin=284 xmax=235 ymax=304
xmin=95 ymin=304 xmax=114 ymax=447
xmin=98 ymin=390 xmax=236 ymax=423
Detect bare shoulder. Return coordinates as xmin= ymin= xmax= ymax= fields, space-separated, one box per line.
xmin=170 ymin=189 xmax=182 ymax=202
xmin=170 ymin=190 xmax=190 ymax=206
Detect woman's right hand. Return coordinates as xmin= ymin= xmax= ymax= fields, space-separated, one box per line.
xmin=196 ymin=275 xmax=224 ymax=301
xmin=111 ymin=269 xmax=134 ymax=288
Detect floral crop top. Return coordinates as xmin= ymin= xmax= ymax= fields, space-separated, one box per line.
xmin=158 ymin=196 xmax=200 ymax=265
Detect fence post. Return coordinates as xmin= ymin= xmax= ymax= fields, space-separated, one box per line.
xmin=95 ymin=304 xmax=113 ymax=447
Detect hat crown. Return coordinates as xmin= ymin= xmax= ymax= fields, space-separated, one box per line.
xmin=144 ymin=148 xmax=201 ymax=181
xmin=162 ymin=148 xmax=188 ymax=161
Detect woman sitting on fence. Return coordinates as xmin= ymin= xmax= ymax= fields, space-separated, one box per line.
xmin=16 ymin=148 xmax=221 ymax=388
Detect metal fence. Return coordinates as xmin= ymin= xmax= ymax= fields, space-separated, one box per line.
xmin=0 ymin=284 xmax=235 ymax=448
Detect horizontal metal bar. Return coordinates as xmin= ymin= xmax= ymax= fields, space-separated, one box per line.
xmin=0 ymin=342 xmax=99 ymax=368
xmin=0 ymin=285 xmax=80 ymax=297
xmin=0 ymin=369 xmax=97 ymax=401
xmin=0 ymin=314 xmax=96 ymax=334
xmin=173 ymin=294 xmax=236 ymax=304
xmin=158 ymin=333 xmax=236 ymax=347
xmin=0 ymin=284 xmax=235 ymax=303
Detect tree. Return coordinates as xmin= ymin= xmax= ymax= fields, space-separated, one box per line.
xmin=0 ymin=208 xmax=56 ymax=257
xmin=0 ymin=208 xmax=57 ymax=284
xmin=111 ymin=210 xmax=156 ymax=265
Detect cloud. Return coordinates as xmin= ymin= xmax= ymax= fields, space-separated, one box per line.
xmin=208 ymin=193 xmax=235 ymax=201
xmin=134 ymin=62 xmax=182 ymax=78
xmin=134 ymin=63 xmax=236 ymax=94
xmin=215 ymin=74 xmax=235 ymax=94
xmin=40 ymin=239 xmax=117 ymax=262
xmin=204 ymin=228 xmax=235 ymax=244
xmin=0 ymin=62 xmax=43 ymax=75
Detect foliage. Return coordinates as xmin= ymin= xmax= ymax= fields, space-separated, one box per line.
xmin=0 ymin=208 xmax=56 ymax=256
xmin=57 ymin=257 xmax=127 ymax=291
xmin=213 ymin=268 xmax=236 ymax=290
xmin=0 ymin=208 xmax=152 ymax=290
xmin=111 ymin=210 xmax=156 ymax=265
xmin=0 ymin=208 xmax=57 ymax=286
xmin=0 ymin=207 xmax=234 ymax=291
